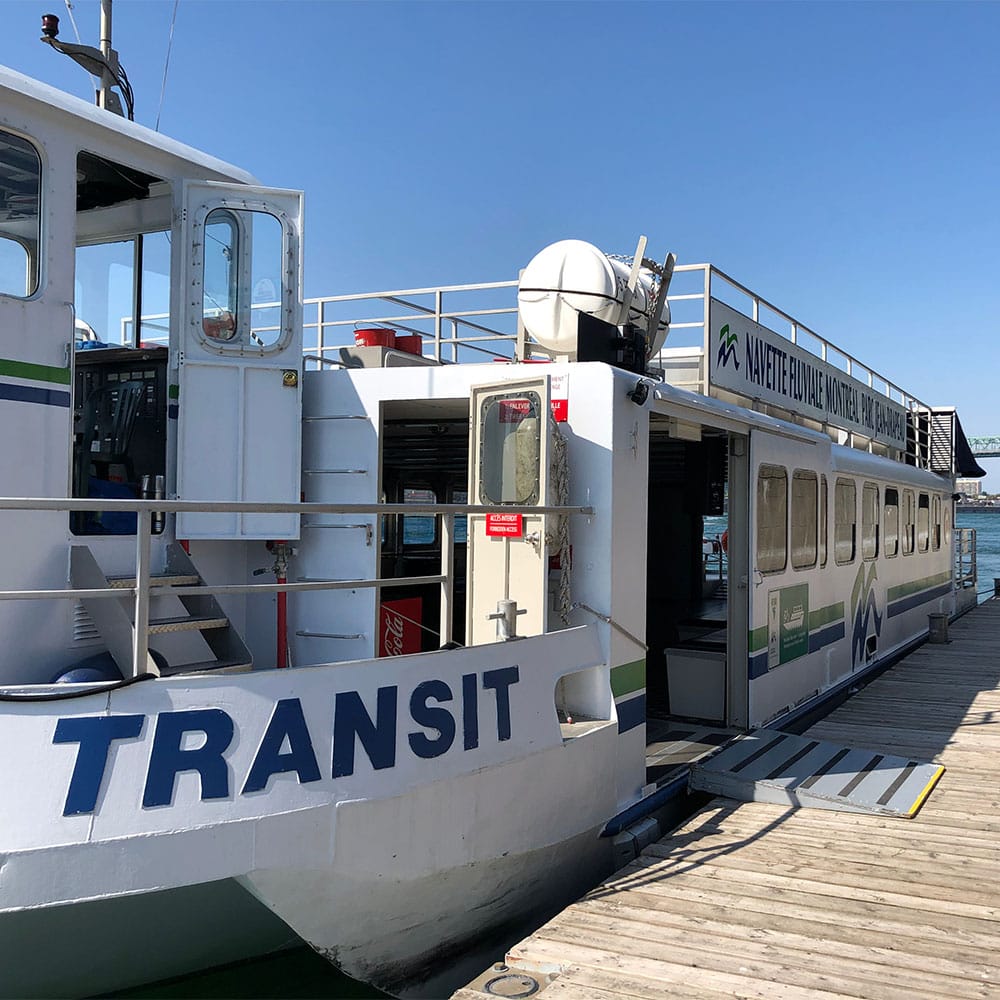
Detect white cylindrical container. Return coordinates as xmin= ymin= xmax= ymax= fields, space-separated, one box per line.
xmin=518 ymin=240 xmax=668 ymax=358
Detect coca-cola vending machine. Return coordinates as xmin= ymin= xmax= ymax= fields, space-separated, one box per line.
xmin=378 ymin=597 xmax=423 ymax=657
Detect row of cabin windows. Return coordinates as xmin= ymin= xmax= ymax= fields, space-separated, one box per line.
xmin=757 ymin=465 xmax=949 ymax=574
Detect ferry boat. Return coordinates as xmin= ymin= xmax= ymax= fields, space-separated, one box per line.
xmin=0 ymin=18 xmax=985 ymax=1000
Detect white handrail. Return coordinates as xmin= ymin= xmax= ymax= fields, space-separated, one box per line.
xmin=0 ymin=497 xmax=595 ymax=678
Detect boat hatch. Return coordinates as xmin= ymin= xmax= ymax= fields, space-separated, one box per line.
xmin=174 ymin=180 xmax=304 ymax=540
xmin=466 ymin=375 xmax=552 ymax=645
xmin=689 ymin=729 xmax=944 ymax=817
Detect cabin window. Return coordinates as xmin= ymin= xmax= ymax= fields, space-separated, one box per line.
xmin=931 ymin=494 xmax=941 ymax=550
xmin=884 ymin=486 xmax=899 ymax=558
xmin=0 ymin=130 xmax=42 ymax=298
xmin=199 ymin=207 xmax=287 ymax=351
xmin=819 ymin=474 xmax=828 ymax=567
xmin=450 ymin=487 xmax=469 ymax=544
xmin=74 ymin=152 xmax=170 ymax=347
xmin=862 ymin=483 xmax=879 ymax=561
xmin=944 ymin=499 xmax=952 ymax=547
xmin=756 ymin=464 xmax=787 ymax=573
xmin=917 ymin=493 xmax=930 ymax=553
xmin=75 ymin=231 xmax=172 ymax=346
xmin=901 ymin=489 xmax=915 ymax=555
xmin=479 ymin=392 xmax=541 ymax=504
xmin=201 ymin=210 xmax=239 ymax=340
xmin=791 ymin=470 xmax=817 ymax=569
xmin=402 ymin=486 xmax=436 ymax=546
xmin=834 ymin=478 xmax=856 ymax=565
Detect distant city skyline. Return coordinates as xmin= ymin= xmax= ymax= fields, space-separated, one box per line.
xmin=1 ymin=0 xmax=997 ymax=487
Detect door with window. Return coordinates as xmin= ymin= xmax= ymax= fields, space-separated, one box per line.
xmin=172 ymin=181 xmax=303 ymax=539
xmin=466 ymin=377 xmax=551 ymax=645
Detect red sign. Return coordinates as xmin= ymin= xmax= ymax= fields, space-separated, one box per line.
xmin=498 ymin=399 xmax=532 ymax=423
xmin=486 ymin=513 xmax=523 ymax=537
xmin=378 ymin=597 xmax=423 ymax=657
xmin=550 ymin=371 xmax=568 ymax=422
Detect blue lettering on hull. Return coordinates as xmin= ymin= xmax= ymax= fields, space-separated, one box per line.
xmin=53 ymin=666 xmax=520 ymax=816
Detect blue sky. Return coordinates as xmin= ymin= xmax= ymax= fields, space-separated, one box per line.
xmin=1 ymin=0 xmax=998 ymax=484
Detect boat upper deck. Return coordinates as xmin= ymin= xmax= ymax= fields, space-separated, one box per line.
xmin=286 ymin=264 xmax=968 ymax=476
xmin=456 ymin=598 xmax=1000 ymax=1000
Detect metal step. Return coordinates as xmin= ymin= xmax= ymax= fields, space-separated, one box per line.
xmin=159 ymin=658 xmax=252 ymax=677
xmin=148 ymin=615 xmax=230 ymax=635
xmin=107 ymin=573 xmax=201 ymax=589
xmin=689 ymin=728 xmax=945 ymax=818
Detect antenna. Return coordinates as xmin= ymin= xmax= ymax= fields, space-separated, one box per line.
xmin=40 ymin=0 xmax=135 ymax=120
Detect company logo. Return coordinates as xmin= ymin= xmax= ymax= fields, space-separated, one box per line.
xmin=717 ymin=323 xmax=740 ymax=370
xmin=851 ymin=562 xmax=882 ymax=666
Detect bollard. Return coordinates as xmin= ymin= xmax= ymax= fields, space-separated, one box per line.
xmin=927 ymin=613 xmax=949 ymax=644
xmin=487 ymin=599 xmax=527 ymax=641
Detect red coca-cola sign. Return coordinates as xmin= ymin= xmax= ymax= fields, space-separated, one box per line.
xmin=378 ymin=597 xmax=423 ymax=657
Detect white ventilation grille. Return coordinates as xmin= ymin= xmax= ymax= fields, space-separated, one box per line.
xmin=72 ymin=601 xmax=102 ymax=645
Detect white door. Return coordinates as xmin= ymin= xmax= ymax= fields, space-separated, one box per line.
xmin=172 ymin=181 xmax=303 ymax=539
xmin=466 ymin=376 xmax=551 ymax=645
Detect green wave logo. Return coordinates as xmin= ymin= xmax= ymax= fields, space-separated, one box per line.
xmin=717 ymin=323 xmax=740 ymax=370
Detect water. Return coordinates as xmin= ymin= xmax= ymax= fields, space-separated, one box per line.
xmin=957 ymin=509 xmax=1000 ymax=601
xmin=112 ymin=948 xmax=389 ymax=999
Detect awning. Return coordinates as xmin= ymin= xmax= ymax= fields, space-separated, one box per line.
xmin=954 ymin=414 xmax=986 ymax=478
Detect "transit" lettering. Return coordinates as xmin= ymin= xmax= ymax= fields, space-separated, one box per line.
xmin=53 ymin=666 xmax=519 ymax=816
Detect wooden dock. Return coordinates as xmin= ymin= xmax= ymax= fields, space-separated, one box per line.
xmin=456 ymin=599 xmax=1000 ymax=1000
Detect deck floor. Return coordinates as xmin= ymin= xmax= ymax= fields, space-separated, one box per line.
xmin=462 ymin=599 xmax=1000 ymax=1000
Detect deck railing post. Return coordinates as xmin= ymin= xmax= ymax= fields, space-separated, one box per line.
xmin=132 ymin=509 xmax=156 ymax=677
xmin=439 ymin=512 xmax=454 ymax=646
xmin=434 ymin=289 xmax=443 ymax=362
xmin=702 ymin=266 xmax=712 ymax=394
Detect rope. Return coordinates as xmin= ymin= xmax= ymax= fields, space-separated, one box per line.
xmin=155 ymin=0 xmax=180 ymax=132
xmin=63 ymin=0 xmax=83 ymax=43
xmin=546 ymin=416 xmax=572 ymax=623
xmin=570 ymin=602 xmax=648 ymax=652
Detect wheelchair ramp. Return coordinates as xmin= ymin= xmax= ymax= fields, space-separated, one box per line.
xmin=689 ymin=728 xmax=944 ymax=817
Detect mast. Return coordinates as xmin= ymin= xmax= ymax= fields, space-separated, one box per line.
xmin=97 ymin=0 xmax=115 ymax=113
xmin=40 ymin=0 xmax=134 ymax=120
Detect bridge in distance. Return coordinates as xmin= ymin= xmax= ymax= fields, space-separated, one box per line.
xmin=969 ymin=438 xmax=1000 ymax=459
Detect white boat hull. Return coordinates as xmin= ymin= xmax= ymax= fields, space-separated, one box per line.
xmin=0 ymin=626 xmax=625 ymax=998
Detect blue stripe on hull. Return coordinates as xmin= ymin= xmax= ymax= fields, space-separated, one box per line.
xmin=616 ymin=693 xmax=645 ymax=734
xmin=887 ymin=582 xmax=951 ymax=618
xmin=809 ymin=620 xmax=845 ymax=652
xmin=0 ymin=381 xmax=70 ymax=408
xmin=750 ymin=619 xmax=846 ymax=678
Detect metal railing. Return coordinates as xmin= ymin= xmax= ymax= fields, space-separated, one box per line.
xmin=303 ymin=281 xmax=520 ymax=367
xmin=955 ymin=527 xmax=977 ymax=590
xmin=656 ymin=263 xmax=936 ymax=465
xmin=122 ymin=267 xmax=939 ymax=464
xmin=0 ymin=497 xmax=594 ymax=682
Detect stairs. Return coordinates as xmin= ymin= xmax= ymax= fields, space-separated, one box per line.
xmin=71 ymin=542 xmax=253 ymax=678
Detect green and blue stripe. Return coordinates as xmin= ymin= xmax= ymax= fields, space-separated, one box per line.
xmin=612 ymin=658 xmax=645 ymax=734
xmin=748 ymin=601 xmax=845 ymax=678
xmin=887 ymin=571 xmax=951 ymax=618
xmin=0 ymin=358 xmax=70 ymax=409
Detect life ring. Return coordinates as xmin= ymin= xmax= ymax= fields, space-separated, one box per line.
xmin=720 ymin=529 xmax=729 ymax=555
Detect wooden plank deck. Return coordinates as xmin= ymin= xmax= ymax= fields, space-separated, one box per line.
xmin=464 ymin=599 xmax=1000 ymax=999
